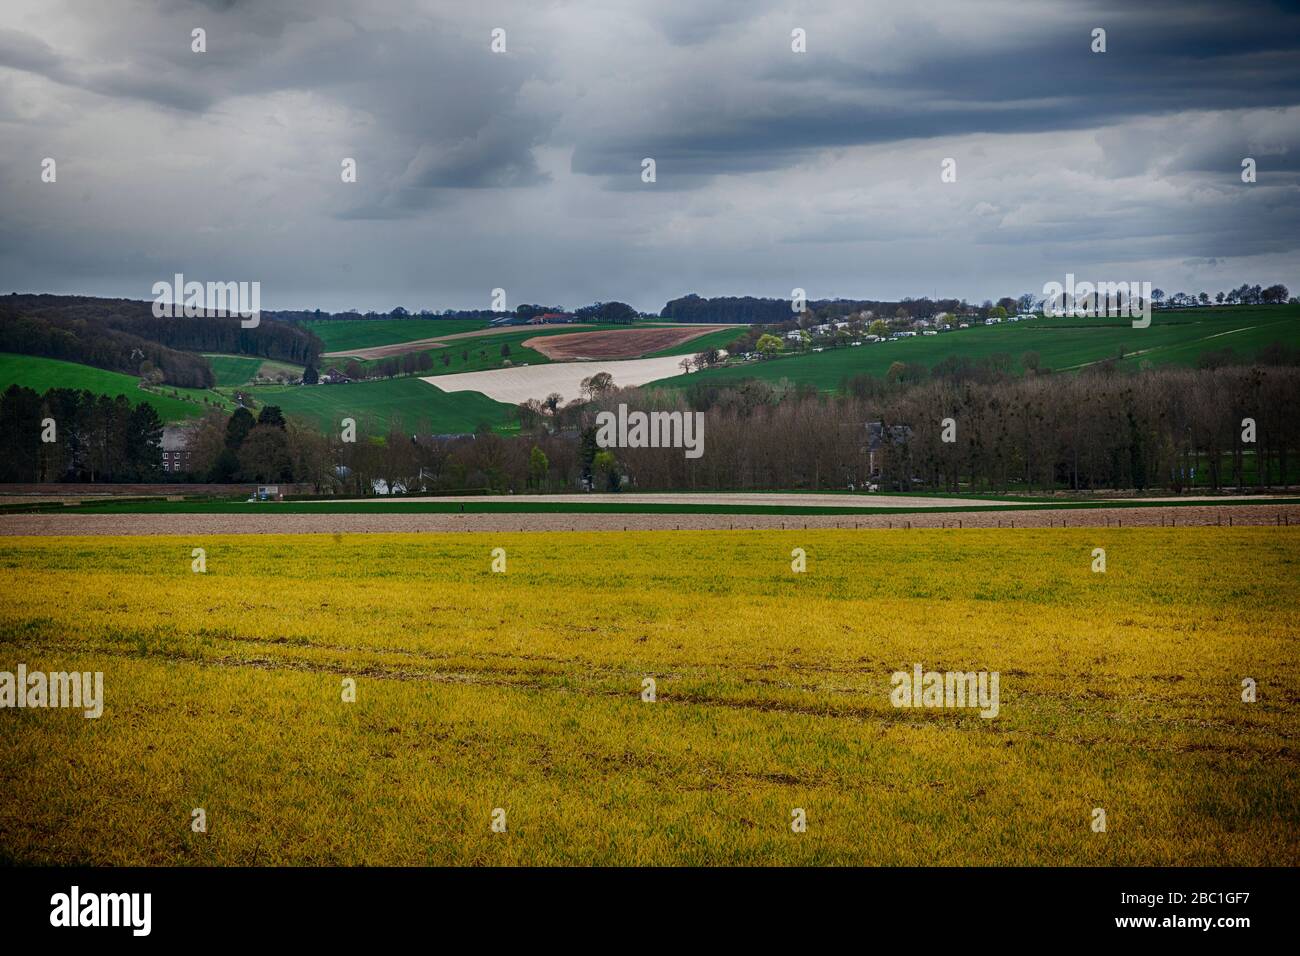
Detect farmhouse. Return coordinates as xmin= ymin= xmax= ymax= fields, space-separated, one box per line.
xmin=865 ymin=420 xmax=912 ymax=475
xmin=160 ymin=424 xmax=196 ymax=474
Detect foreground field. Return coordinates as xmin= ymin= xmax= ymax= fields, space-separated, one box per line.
xmin=0 ymin=528 xmax=1295 ymax=865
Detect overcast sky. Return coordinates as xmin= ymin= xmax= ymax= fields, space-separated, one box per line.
xmin=1 ymin=0 xmax=1297 ymax=314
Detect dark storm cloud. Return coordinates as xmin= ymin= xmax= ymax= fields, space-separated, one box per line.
xmin=572 ymin=0 xmax=1300 ymax=182
xmin=0 ymin=0 xmax=1296 ymax=311
xmin=0 ymin=0 xmax=554 ymax=215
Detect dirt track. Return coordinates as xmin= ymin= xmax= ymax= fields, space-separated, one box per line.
xmin=2 ymin=504 xmax=1296 ymax=536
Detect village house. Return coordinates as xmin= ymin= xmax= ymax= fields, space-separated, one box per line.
xmin=865 ymin=421 xmax=913 ymax=476
xmin=161 ymin=424 xmax=196 ymax=474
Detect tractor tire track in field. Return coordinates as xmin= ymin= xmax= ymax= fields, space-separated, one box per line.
xmin=11 ymin=635 xmax=1297 ymax=763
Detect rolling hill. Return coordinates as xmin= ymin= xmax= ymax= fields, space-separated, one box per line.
xmin=245 ymin=377 xmax=515 ymax=434
xmin=646 ymin=305 xmax=1300 ymax=391
xmin=204 ymin=354 xmax=304 ymax=386
xmin=0 ymin=352 xmax=232 ymax=421
xmin=304 ymin=317 xmax=489 ymax=353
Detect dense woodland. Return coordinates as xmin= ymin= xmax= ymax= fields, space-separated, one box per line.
xmin=0 ymin=294 xmax=321 ymax=387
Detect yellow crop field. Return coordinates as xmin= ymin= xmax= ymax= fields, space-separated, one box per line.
xmin=0 ymin=528 xmax=1296 ymax=866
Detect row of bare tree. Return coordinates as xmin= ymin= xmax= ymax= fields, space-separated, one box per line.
xmin=326 ymin=364 xmax=1300 ymax=495
xmin=551 ymin=365 xmax=1300 ymax=494
xmin=32 ymin=364 xmax=1293 ymax=495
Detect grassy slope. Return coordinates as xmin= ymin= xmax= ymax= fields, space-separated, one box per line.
xmin=0 ymin=352 xmax=229 ymax=422
xmin=644 ymin=327 xmax=743 ymax=359
xmin=647 ymin=306 xmax=1300 ymax=391
xmin=206 ymin=356 xmax=306 ymax=388
xmin=247 ymin=377 xmax=514 ymax=434
xmin=0 ymin=528 xmax=1294 ymax=865
xmin=205 ymin=355 xmax=264 ymax=387
xmin=305 ymin=317 xmax=489 ymax=352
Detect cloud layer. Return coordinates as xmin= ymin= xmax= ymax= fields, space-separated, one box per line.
xmin=0 ymin=0 xmax=1296 ymax=312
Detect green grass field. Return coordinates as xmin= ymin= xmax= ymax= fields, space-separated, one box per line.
xmin=245 ymin=377 xmax=514 ymax=434
xmin=305 ymin=318 xmax=489 ymax=352
xmin=1 ymin=528 xmax=1294 ymax=865
xmin=0 ymin=353 xmax=231 ymax=421
xmin=644 ymin=326 xmax=742 ymax=359
xmin=205 ymin=355 xmax=264 ymax=387
xmin=205 ymin=355 xmax=304 ymax=387
xmin=648 ymin=306 xmax=1300 ymax=391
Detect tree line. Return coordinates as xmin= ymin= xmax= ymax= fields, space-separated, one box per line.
xmin=662 ymin=293 xmax=1032 ymax=326
xmin=665 ymin=285 xmax=1294 ymax=326
xmin=623 ymin=365 xmax=1299 ymax=494
xmin=289 ymin=300 xmax=641 ymax=325
xmin=5 ymin=353 xmax=1298 ymax=496
xmin=351 ymin=362 xmax=1300 ymax=496
xmin=0 ymin=384 xmax=164 ymax=482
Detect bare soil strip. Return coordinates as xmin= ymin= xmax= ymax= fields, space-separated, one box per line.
xmin=3 ymin=504 xmax=1296 ymax=535
xmin=326 ymin=492 xmax=1017 ymax=508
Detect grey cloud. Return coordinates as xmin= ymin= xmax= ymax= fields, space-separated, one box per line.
xmin=0 ymin=0 xmax=1296 ymax=312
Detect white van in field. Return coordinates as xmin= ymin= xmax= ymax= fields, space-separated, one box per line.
xmin=923 ymin=330 xmax=938 ymax=336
